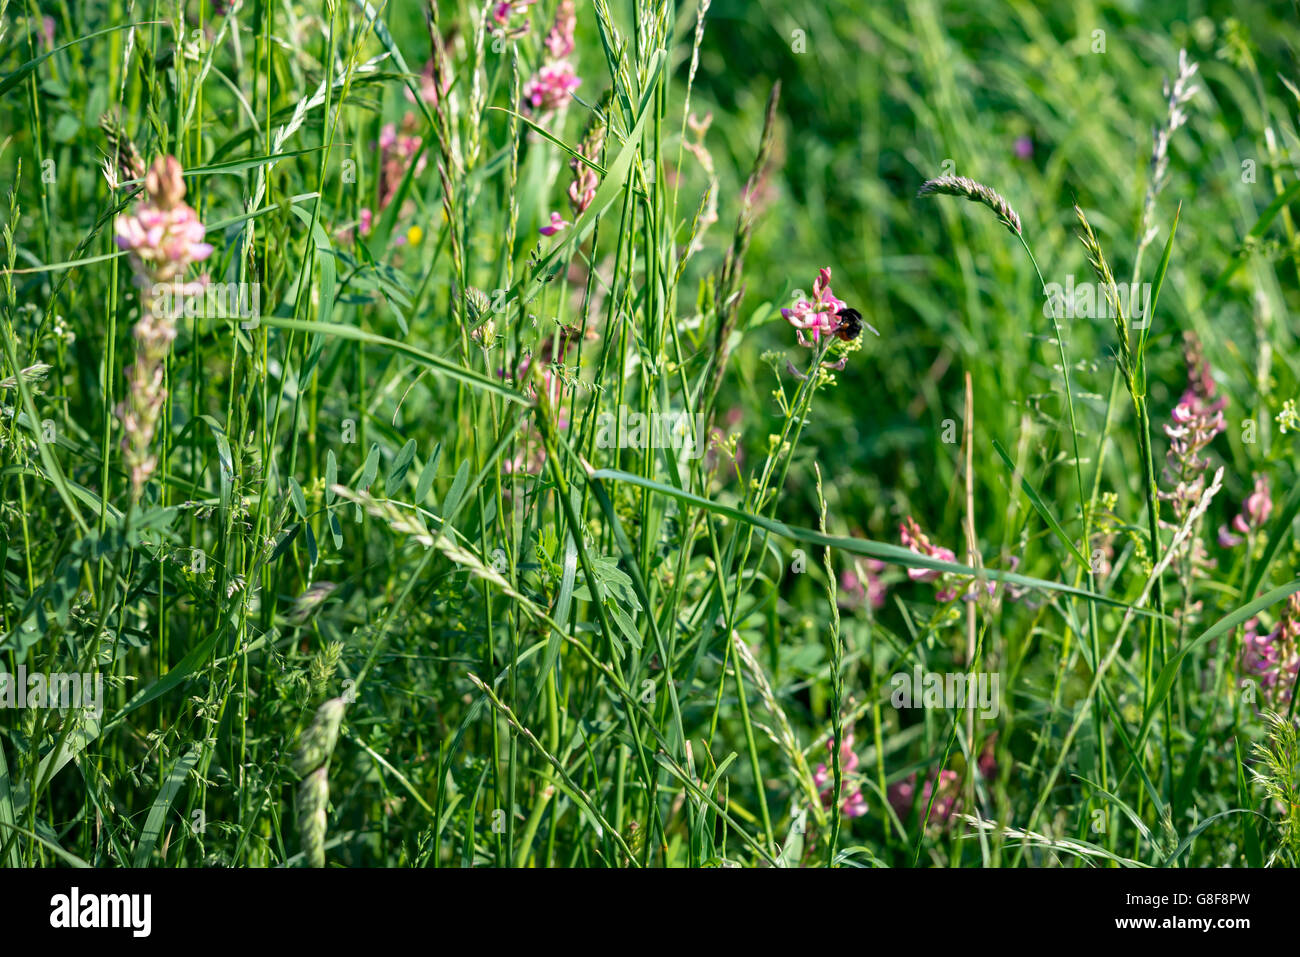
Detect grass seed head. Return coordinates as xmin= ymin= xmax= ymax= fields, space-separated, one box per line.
xmin=917 ymin=175 xmax=1022 ymax=236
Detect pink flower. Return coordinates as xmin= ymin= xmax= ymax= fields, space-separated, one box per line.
xmin=782 ymin=267 xmax=848 ymax=347
xmin=1162 ymin=333 xmax=1226 ymax=519
xmin=114 ymin=156 xmax=213 ymax=284
xmin=1240 ymin=598 xmax=1300 ymax=710
xmin=113 ymin=156 xmax=213 ymax=500
xmin=814 ymin=733 xmax=868 ymax=819
xmin=568 ymin=117 xmax=606 ymax=217
xmin=523 ymin=61 xmax=581 ymax=112
xmin=539 ymin=211 xmax=570 ymax=236
xmin=1245 ymin=477 xmax=1273 ymax=526
xmin=899 ymin=517 xmax=956 ymax=583
xmin=373 ymin=122 xmax=427 ymax=214
xmin=493 ymin=0 xmax=535 ymax=31
xmin=840 ymin=560 xmax=887 ymax=610
xmin=544 ymin=0 xmax=576 ymax=59
xmin=888 ymin=769 xmax=962 ymax=829
xmin=977 ymin=734 xmax=998 ymax=781
xmin=1219 ymin=474 xmax=1272 ymax=547
xmin=1013 ymin=136 xmax=1033 ymax=159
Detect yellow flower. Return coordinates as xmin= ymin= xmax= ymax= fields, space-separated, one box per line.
xmin=406 ymin=225 xmax=424 ymax=246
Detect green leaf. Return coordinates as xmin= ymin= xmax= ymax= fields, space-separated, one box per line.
xmin=325 ymin=450 xmax=339 ymax=504
xmin=0 ymin=22 xmax=146 ymax=98
xmin=0 ymin=737 xmax=18 ymax=866
xmin=388 ymin=439 xmax=418 ymax=490
xmin=199 ymin=415 xmax=235 ymax=514
xmin=131 ymin=748 xmax=200 ymax=867
xmin=359 ymin=444 xmax=381 ymax=492
xmin=289 ymin=477 xmax=308 ymax=519
xmin=415 ymin=442 xmax=442 ymax=504
xmin=1208 ymin=180 xmax=1300 ymax=298
xmin=441 ymin=459 xmax=471 ymax=520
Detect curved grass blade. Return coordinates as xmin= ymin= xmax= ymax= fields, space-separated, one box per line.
xmin=592 ymin=468 xmax=1148 ymax=610
xmin=991 ymin=438 xmax=1089 ymax=570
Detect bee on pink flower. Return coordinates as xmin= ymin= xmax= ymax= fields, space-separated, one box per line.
xmin=782 ymin=267 xmax=874 ymax=348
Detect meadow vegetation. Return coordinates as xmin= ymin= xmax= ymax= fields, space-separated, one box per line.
xmin=1 ymin=0 xmax=1298 ymax=867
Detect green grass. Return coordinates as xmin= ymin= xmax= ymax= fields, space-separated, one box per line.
xmin=0 ymin=0 xmax=1298 ymax=867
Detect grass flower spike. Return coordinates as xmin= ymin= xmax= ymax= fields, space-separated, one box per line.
xmin=917 ymin=175 xmax=1022 ymax=236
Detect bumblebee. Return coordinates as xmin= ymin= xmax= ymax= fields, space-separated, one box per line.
xmin=835 ymin=307 xmax=865 ymax=342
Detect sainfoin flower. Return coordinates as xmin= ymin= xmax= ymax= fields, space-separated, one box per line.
xmin=377 ymin=122 xmax=427 ymax=213
xmin=813 ymin=732 xmax=868 ymax=818
xmin=114 ymin=157 xmax=213 ymax=284
xmin=840 ymin=559 xmax=887 ymax=610
xmin=1218 ymin=474 xmax=1272 ymax=547
xmin=539 ymin=211 xmax=570 ymax=236
xmin=568 ymin=110 xmax=607 ymax=216
xmin=500 ymin=349 xmax=570 ymax=477
xmin=899 ymin=517 xmax=956 ymax=583
xmin=899 ymin=517 xmax=1002 ymax=603
xmin=1162 ymin=333 xmax=1226 ymax=518
xmin=782 ymin=267 xmax=847 ymax=346
xmin=406 ymin=58 xmax=451 ymax=108
xmin=493 ymin=0 xmax=536 ymax=34
xmin=523 ymin=61 xmax=581 ymax=112
xmin=1240 ymin=598 xmax=1300 ymax=711
xmin=888 ymin=769 xmax=961 ymax=829
xmin=114 ymin=156 xmax=213 ymax=500
xmin=888 ymin=746 xmax=997 ymax=830
xmin=544 ymin=0 xmax=576 ymax=59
